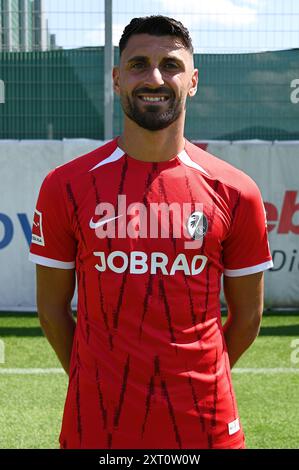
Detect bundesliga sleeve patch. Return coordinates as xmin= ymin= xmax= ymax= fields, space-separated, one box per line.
xmin=31 ymin=209 xmax=45 ymax=246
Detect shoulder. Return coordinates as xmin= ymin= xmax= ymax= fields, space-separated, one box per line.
xmin=47 ymin=138 xmax=119 ymax=184
xmin=185 ymin=140 xmax=261 ymax=200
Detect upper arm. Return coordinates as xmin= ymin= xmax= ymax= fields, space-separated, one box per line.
xmin=222 ymin=176 xmax=272 ymax=276
xmin=29 ymin=169 xmax=77 ymax=270
xmin=221 ymin=175 xmax=271 ymax=322
xmin=36 ymin=264 xmax=76 ymax=312
xmin=223 ymin=272 xmax=264 ymax=323
xmin=30 ymin=169 xmax=77 ymax=315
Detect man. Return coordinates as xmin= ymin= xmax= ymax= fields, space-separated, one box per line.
xmin=29 ymin=16 xmax=273 ymax=449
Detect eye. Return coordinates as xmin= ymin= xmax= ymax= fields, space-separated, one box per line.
xmin=131 ymin=62 xmax=146 ymax=70
xmin=163 ymin=61 xmax=180 ymax=70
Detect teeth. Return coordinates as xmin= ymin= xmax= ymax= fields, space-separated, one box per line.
xmin=141 ymin=96 xmax=166 ymax=102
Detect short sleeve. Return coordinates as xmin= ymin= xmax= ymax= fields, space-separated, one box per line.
xmin=29 ymin=169 xmax=76 ymax=269
xmin=222 ymin=178 xmax=273 ymax=277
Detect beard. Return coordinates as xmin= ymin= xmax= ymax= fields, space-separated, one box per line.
xmin=120 ymin=87 xmax=185 ymax=131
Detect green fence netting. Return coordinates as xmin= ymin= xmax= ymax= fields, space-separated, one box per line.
xmin=0 ymin=47 xmax=298 ymax=140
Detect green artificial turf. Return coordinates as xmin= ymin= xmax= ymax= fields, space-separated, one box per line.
xmin=0 ymin=311 xmax=298 ymax=449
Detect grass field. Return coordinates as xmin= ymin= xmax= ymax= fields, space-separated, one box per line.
xmin=0 ymin=311 xmax=298 ymax=449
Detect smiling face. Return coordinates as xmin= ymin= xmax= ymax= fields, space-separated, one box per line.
xmin=113 ymin=34 xmax=198 ymax=131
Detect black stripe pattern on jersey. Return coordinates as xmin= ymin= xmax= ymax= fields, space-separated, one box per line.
xmin=161 ymin=379 xmax=182 ymax=449
xmin=140 ymin=355 xmax=161 ymax=436
xmin=202 ymin=262 xmax=211 ymax=324
xmin=91 ymin=173 xmax=113 ymax=349
xmin=76 ymin=268 xmax=90 ymax=345
xmin=183 ymin=274 xmax=201 ymax=342
xmin=211 ymin=349 xmax=219 ymax=430
xmin=184 ymin=169 xmax=196 ymax=206
xmin=231 ymin=191 xmax=241 ymax=226
xmin=202 ymin=180 xmax=219 ymax=324
xmin=82 ymin=271 xmax=90 ymax=344
xmin=183 ymin=166 xmax=202 ymax=340
xmin=113 ymin=354 xmax=130 ymax=429
xmin=107 ymin=432 xmax=113 ymax=449
xmin=141 ymin=375 xmax=155 ymax=438
xmin=158 ymin=278 xmax=176 ymax=345
xmin=139 ymin=164 xmax=158 ymax=339
xmin=66 ymin=183 xmax=87 ymax=248
xmin=157 ymin=356 xmax=182 ymax=449
xmin=118 ymin=155 xmax=128 ymax=195
xmin=158 ymin=176 xmax=176 ymax=252
xmin=142 ymin=356 xmax=182 ymax=448
xmin=66 ymin=183 xmax=91 ymax=343
xmin=76 ymin=350 xmax=83 ymax=446
xmin=91 ymin=173 xmax=100 ymax=205
xmin=110 ymin=153 xmax=128 ymax=249
xmin=206 ymin=348 xmax=219 ymax=449
xmin=143 ymin=163 xmax=158 ymax=208
xmin=109 ymin=156 xmax=129 ymax=328
xmin=69 ymin=340 xmax=78 ymax=385
xmin=187 ymin=373 xmax=205 ymax=434
xmin=97 ymin=272 xmax=113 ymax=350
xmin=139 ymin=273 xmax=154 ymax=339
xmin=113 ymin=271 xmax=128 ymax=331
xmin=95 ymin=365 xmax=108 ymax=430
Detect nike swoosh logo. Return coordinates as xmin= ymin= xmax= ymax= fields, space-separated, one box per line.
xmin=89 ymin=214 xmax=122 ymax=229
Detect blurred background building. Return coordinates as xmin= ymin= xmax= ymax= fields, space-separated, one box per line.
xmin=0 ymin=0 xmax=58 ymax=51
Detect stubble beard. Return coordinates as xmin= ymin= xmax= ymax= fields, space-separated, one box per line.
xmin=121 ymin=91 xmax=185 ymax=131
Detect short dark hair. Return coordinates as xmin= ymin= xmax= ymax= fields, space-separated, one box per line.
xmin=119 ymin=15 xmax=193 ymax=56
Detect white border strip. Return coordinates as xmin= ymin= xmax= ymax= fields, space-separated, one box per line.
xmin=224 ymin=260 xmax=273 ymax=277
xmin=28 ymin=253 xmax=75 ymax=269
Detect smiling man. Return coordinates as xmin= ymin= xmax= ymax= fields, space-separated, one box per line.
xmin=29 ymin=16 xmax=273 ymax=449
xmin=116 ymin=34 xmax=194 ymax=133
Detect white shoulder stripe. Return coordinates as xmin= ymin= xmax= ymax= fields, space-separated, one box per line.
xmin=178 ymin=150 xmax=210 ymax=176
xmin=89 ymin=147 xmax=125 ymax=172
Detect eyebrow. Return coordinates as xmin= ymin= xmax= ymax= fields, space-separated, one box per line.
xmin=126 ymin=55 xmax=185 ymax=67
xmin=127 ymin=56 xmax=149 ymax=64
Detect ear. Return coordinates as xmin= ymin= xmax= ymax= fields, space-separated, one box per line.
xmin=113 ymin=66 xmax=120 ymax=96
xmin=188 ymin=68 xmax=198 ymax=97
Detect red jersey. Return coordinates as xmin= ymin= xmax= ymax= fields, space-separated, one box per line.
xmin=29 ymin=139 xmax=273 ymax=449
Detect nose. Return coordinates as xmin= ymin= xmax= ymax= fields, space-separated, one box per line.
xmin=144 ymin=66 xmax=164 ymax=88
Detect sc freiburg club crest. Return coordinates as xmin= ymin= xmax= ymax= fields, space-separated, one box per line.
xmin=187 ymin=211 xmax=208 ymax=240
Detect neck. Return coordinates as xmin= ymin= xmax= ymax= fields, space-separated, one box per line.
xmin=117 ymin=115 xmax=185 ymax=162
